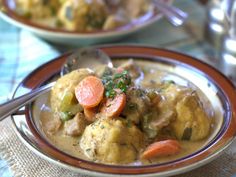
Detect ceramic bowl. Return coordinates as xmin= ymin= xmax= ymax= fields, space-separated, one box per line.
xmin=0 ymin=0 xmax=171 ymax=46
xmin=11 ymin=45 xmax=236 ymax=177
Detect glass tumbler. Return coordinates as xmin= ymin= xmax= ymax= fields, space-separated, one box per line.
xmin=220 ymin=0 xmax=236 ymax=85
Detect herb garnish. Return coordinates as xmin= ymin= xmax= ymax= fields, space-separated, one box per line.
xmin=102 ymin=70 xmax=131 ymax=98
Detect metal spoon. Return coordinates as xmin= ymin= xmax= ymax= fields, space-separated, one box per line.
xmin=0 ymin=48 xmax=113 ymax=121
xmin=153 ymin=0 xmax=188 ymax=26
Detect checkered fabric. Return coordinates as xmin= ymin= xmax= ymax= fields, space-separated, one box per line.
xmin=0 ymin=20 xmax=59 ymax=104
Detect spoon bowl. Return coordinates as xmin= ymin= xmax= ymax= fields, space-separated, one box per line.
xmin=0 ymin=48 xmax=112 ymax=121
xmin=61 ymin=48 xmax=113 ymax=76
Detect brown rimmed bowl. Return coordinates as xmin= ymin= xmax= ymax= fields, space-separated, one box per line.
xmin=11 ymin=45 xmax=236 ymax=177
xmin=0 ymin=0 xmax=171 ymax=46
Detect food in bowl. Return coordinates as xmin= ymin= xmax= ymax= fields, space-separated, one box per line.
xmin=40 ymin=59 xmax=221 ymax=165
xmin=15 ymin=0 xmax=152 ymax=31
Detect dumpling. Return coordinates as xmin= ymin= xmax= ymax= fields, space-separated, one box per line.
xmin=80 ymin=117 xmax=144 ymax=163
xmin=50 ymin=68 xmax=92 ymax=113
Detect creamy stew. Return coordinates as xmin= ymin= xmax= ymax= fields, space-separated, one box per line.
xmin=39 ymin=59 xmax=221 ymax=165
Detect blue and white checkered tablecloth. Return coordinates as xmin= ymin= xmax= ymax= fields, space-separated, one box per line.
xmin=0 ymin=20 xmax=60 ymax=104
xmin=0 ymin=0 xmax=236 ymax=177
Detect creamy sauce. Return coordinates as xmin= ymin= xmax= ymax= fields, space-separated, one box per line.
xmin=39 ymin=59 xmax=222 ymax=165
xmin=40 ymin=109 xmax=89 ymax=160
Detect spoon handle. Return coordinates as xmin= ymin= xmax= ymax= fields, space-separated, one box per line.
xmin=0 ymin=82 xmax=54 ymax=121
xmin=153 ymin=1 xmax=188 ymax=26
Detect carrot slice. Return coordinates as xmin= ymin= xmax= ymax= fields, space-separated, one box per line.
xmin=100 ymin=92 xmax=126 ymax=118
xmin=84 ymin=107 xmax=97 ymax=122
xmin=142 ymin=140 xmax=181 ymax=159
xmin=75 ymin=76 xmax=104 ymax=108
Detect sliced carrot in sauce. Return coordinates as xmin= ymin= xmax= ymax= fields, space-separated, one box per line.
xmin=75 ymin=76 xmax=104 ymax=108
xmin=142 ymin=139 xmax=181 ymax=159
xmin=100 ymin=92 xmax=126 ymax=118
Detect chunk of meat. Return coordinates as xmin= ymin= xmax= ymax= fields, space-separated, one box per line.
xmin=64 ymin=113 xmax=87 ymax=136
xmin=118 ymin=59 xmax=143 ymax=79
xmin=153 ymin=97 xmax=176 ymax=127
xmin=142 ymin=98 xmax=176 ymax=139
xmin=44 ymin=114 xmax=62 ymax=135
xmin=122 ymin=87 xmax=150 ymax=124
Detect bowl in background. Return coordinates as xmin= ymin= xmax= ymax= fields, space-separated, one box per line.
xmin=0 ymin=0 xmax=171 ymax=46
